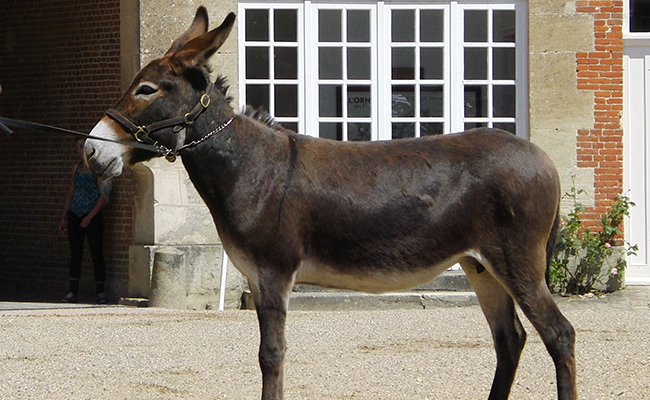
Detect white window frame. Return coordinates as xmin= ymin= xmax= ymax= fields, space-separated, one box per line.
xmin=379 ymin=3 xmax=451 ymax=139
xmin=625 ymin=0 xmax=650 ymax=39
xmin=238 ymin=4 xmax=306 ymax=134
xmin=306 ymin=3 xmax=379 ymax=140
xmin=239 ymin=1 xmax=528 ymax=140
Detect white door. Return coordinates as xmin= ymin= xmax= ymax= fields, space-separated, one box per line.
xmin=624 ymin=0 xmax=650 ymax=284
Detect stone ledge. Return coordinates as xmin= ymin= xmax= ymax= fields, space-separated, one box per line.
xmin=241 ymin=291 xmax=478 ymax=311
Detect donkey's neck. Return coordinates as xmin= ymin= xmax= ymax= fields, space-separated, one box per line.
xmin=180 ymin=112 xmax=294 ymax=243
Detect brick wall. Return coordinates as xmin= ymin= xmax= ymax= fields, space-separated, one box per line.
xmin=576 ymin=0 xmax=624 ymax=230
xmin=0 ymin=0 xmax=134 ymax=301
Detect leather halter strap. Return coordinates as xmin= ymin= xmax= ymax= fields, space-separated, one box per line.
xmin=105 ymin=80 xmax=223 ymax=162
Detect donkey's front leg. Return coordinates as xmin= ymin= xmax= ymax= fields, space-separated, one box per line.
xmin=249 ymin=270 xmax=295 ymax=400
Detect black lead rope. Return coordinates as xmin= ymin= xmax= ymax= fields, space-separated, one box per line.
xmin=0 ymin=81 xmax=222 ymax=159
xmin=0 ymin=116 xmax=167 ymax=154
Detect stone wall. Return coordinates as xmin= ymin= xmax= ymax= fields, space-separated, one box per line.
xmin=529 ymin=0 xmax=624 ymax=228
xmin=130 ymin=0 xmax=246 ymax=309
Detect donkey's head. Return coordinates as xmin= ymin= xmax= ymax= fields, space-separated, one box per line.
xmin=85 ymin=7 xmax=235 ymax=179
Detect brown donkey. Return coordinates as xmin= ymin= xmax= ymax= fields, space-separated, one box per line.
xmin=84 ymin=7 xmax=576 ymax=400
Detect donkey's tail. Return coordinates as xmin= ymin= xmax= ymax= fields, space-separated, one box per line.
xmin=545 ymin=204 xmax=562 ymax=287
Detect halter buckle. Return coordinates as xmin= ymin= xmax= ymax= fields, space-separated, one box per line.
xmin=133 ymin=126 xmax=148 ymax=143
xmin=200 ymin=94 xmax=211 ymax=108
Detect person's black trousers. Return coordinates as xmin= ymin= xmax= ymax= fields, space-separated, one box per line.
xmin=66 ymin=211 xmax=106 ymax=294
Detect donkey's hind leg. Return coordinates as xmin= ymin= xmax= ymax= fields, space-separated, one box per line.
xmin=511 ymin=282 xmax=577 ymax=400
xmin=461 ymin=259 xmax=527 ymax=400
xmin=488 ymin=249 xmax=577 ymax=400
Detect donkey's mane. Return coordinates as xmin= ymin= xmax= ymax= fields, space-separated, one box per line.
xmin=241 ymin=105 xmax=285 ymax=131
xmin=211 ymin=74 xmax=284 ymax=131
xmin=213 ymin=74 xmax=233 ymax=104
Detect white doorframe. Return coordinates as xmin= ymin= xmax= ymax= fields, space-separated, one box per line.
xmin=624 ymin=38 xmax=650 ymax=284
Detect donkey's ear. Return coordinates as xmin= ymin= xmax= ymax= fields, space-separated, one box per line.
xmin=169 ymin=12 xmax=236 ymax=73
xmin=165 ymin=7 xmax=210 ymax=56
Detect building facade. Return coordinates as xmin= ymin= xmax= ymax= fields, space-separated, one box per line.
xmin=0 ymin=0 xmax=648 ymax=306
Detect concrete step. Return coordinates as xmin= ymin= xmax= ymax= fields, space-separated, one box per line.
xmin=292 ymin=270 xmax=472 ymax=293
xmin=241 ymin=271 xmax=477 ymax=311
xmin=241 ymin=290 xmax=477 ymax=311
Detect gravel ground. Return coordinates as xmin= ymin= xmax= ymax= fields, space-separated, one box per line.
xmin=1 ymin=288 xmax=649 ymax=400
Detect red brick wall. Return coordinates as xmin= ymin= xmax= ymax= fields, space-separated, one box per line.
xmin=0 ymin=0 xmax=134 ymax=301
xmin=576 ymin=0 xmax=624 ymax=230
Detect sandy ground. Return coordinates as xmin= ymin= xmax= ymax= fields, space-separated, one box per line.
xmin=1 ymin=289 xmax=649 ymax=400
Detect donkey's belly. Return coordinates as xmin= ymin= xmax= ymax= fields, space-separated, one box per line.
xmin=294 ymin=253 xmax=472 ymax=294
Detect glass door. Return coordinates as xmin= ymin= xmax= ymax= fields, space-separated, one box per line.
xmin=306 ymin=5 xmax=377 ymax=141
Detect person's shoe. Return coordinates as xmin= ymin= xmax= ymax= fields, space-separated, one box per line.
xmin=96 ymin=292 xmax=107 ymax=304
xmin=62 ymin=292 xmax=77 ymax=303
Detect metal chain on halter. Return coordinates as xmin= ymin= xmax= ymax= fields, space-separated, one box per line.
xmin=164 ymin=117 xmax=234 ymax=162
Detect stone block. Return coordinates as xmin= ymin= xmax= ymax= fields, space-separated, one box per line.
xmin=153 ymin=168 xmax=182 ymax=206
xmin=129 ymin=244 xmax=247 ymax=310
xmin=154 ymin=204 xmax=219 ymax=244
xmin=150 ymin=247 xmax=187 ymax=309
xmin=140 ymin=0 xmax=239 ymax=66
xmin=557 ymin=167 xmax=596 ymax=211
xmin=529 ymin=0 xmax=580 ymax=14
xmin=128 ymin=245 xmax=155 ymax=298
xmin=529 ymin=52 xmax=594 ymax=131
xmin=529 ymin=13 xmax=593 ymax=53
xmin=530 ymin=128 xmax=578 ymax=169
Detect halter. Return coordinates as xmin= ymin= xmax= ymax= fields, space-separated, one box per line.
xmin=105 ymin=80 xmax=232 ymax=162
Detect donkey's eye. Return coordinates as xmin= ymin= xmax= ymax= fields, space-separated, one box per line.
xmin=135 ymin=83 xmax=158 ymax=96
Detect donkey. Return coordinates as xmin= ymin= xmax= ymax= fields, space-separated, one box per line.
xmin=84 ymin=7 xmax=576 ymax=400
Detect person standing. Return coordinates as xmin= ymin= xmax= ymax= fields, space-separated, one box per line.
xmin=58 ymin=138 xmax=111 ymax=304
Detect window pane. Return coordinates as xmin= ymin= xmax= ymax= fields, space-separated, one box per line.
xmin=319 ymin=85 xmax=342 ymax=117
xmin=246 ymin=9 xmax=268 ymax=41
xmin=493 ymin=122 xmax=516 ymax=135
xmin=348 ymin=85 xmax=371 ymax=117
xmin=275 ymin=47 xmax=298 ymax=79
xmin=465 ymin=122 xmax=487 ymax=130
xmin=283 ymin=122 xmax=298 ymax=133
xmin=392 ymin=85 xmax=415 ymax=117
xmin=465 ymin=10 xmax=487 ymax=42
xmin=392 ymin=123 xmax=415 ymax=139
xmin=274 ymin=10 xmax=297 ymax=42
xmin=246 ymin=85 xmax=269 ymax=111
xmin=275 ymin=85 xmax=298 ymax=117
xmin=421 ymin=48 xmax=443 ymax=79
xmin=421 ymin=123 xmax=443 ymax=136
xmin=349 ymin=123 xmax=371 ymax=141
xmin=347 ymin=47 xmax=371 ymax=80
xmin=421 ymin=86 xmax=443 ymax=117
xmin=420 ymin=10 xmax=444 ymax=42
xmin=631 ymin=0 xmax=650 ymax=32
xmin=493 ymin=48 xmax=516 ymax=80
xmin=347 ymin=10 xmax=370 ymax=42
xmin=246 ymin=47 xmax=269 ymax=79
xmin=392 ymin=10 xmax=415 ymax=42
xmin=319 ymin=47 xmax=342 ymax=79
xmin=319 ymin=10 xmax=342 ymax=42
xmin=493 ymin=85 xmax=516 ymax=117
xmin=320 ymin=123 xmax=343 ymax=140
xmin=392 ymin=47 xmax=415 ymax=79
xmin=493 ymin=10 xmax=516 ymax=42
xmin=464 ymin=85 xmax=488 ymax=117
xmin=464 ymin=48 xmax=487 ymax=80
